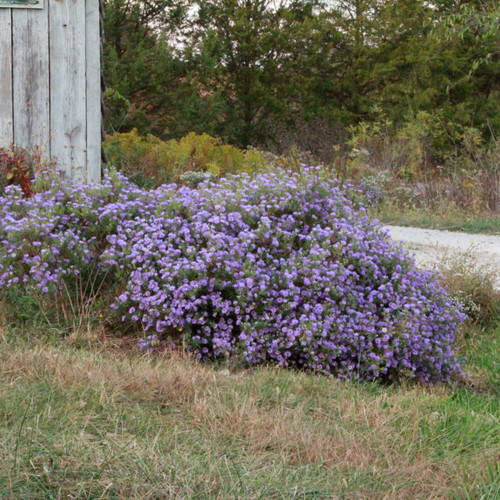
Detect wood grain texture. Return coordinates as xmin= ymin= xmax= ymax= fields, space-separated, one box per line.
xmin=85 ymin=0 xmax=102 ymax=183
xmin=12 ymin=6 xmax=50 ymax=155
xmin=0 ymin=10 xmax=13 ymax=147
xmin=0 ymin=1 xmax=102 ymax=181
xmin=49 ymin=0 xmax=87 ymax=180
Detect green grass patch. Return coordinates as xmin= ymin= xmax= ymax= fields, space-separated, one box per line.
xmin=0 ymin=321 xmax=499 ymax=499
xmin=374 ymin=206 xmax=500 ymax=235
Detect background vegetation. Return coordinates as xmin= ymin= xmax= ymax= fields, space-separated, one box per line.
xmin=103 ymin=0 xmax=499 ymax=151
xmin=101 ymin=0 xmax=500 ymax=225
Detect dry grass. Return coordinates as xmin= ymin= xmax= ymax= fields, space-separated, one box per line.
xmin=0 ymin=327 xmax=498 ymax=499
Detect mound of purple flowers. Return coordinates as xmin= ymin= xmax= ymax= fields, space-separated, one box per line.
xmin=0 ymin=168 xmax=464 ymax=382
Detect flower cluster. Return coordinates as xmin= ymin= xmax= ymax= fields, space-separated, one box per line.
xmin=138 ymin=334 xmax=168 ymax=353
xmin=0 ymin=168 xmax=465 ymax=382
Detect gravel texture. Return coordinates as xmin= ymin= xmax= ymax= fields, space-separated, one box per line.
xmin=384 ymin=225 xmax=500 ymax=289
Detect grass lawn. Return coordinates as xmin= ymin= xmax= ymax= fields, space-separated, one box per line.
xmin=373 ymin=206 xmax=500 ymax=235
xmin=0 ymin=323 xmax=498 ymax=499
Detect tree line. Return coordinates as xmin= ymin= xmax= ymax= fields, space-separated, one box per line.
xmin=102 ymin=0 xmax=499 ymax=160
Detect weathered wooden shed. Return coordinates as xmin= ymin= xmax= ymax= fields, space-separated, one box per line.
xmin=0 ymin=0 xmax=102 ymax=182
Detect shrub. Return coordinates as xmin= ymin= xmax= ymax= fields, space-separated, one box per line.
xmin=102 ymin=129 xmax=160 ymax=186
xmin=103 ymin=130 xmax=267 ymax=187
xmin=0 ymin=170 xmax=151 ymax=325
xmin=437 ymin=251 xmax=500 ymax=327
xmin=0 ymin=145 xmax=53 ymax=198
xmin=0 ymin=168 xmax=465 ymax=382
xmin=346 ymin=116 xmax=500 ymax=216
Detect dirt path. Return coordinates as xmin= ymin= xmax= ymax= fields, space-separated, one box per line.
xmin=383 ymin=225 xmax=500 ymax=289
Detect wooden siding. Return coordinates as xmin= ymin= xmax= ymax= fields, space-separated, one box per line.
xmin=0 ymin=0 xmax=102 ymax=182
xmin=0 ymin=10 xmax=13 ymax=145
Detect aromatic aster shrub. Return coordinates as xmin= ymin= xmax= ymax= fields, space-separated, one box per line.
xmin=0 ymin=170 xmax=152 ymax=323
xmin=0 ymin=168 xmax=465 ymax=382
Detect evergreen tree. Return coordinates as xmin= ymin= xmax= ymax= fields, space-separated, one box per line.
xmin=186 ymin=0 xmax=324 ymax=147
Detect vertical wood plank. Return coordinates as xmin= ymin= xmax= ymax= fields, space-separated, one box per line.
xmin=86 ymin=0 xmax=102 ymax=182
xmin=12 ymin=6 xmax=50 ymax=156
xmin=49 ymin=0 xmax=87 ymax=180
xmin=0 ymin=10 xmax=13 ymax=148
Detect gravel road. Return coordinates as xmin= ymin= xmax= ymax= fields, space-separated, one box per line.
xmin=383 ymin=225 xmax=500 ymax=289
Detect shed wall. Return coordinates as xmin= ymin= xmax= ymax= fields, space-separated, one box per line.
xmin=0 ymin=0 xmax=101 ymax=182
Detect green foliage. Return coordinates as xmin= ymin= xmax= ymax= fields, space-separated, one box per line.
xmin=187 ymin=0 xmax=326 ymax=147
xmin=102 ymin=0 xmax=191 ymax=135
xmin=102 ymin=0 xmax=500 ymax=165
xmin=346 ymin=110 xmax=465 ymax=181
xmin=103 ymin=129 xmax=267 ymax=186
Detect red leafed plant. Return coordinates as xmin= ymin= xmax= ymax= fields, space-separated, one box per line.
xmin=0 ymin=145 xmax=52 ymax=198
